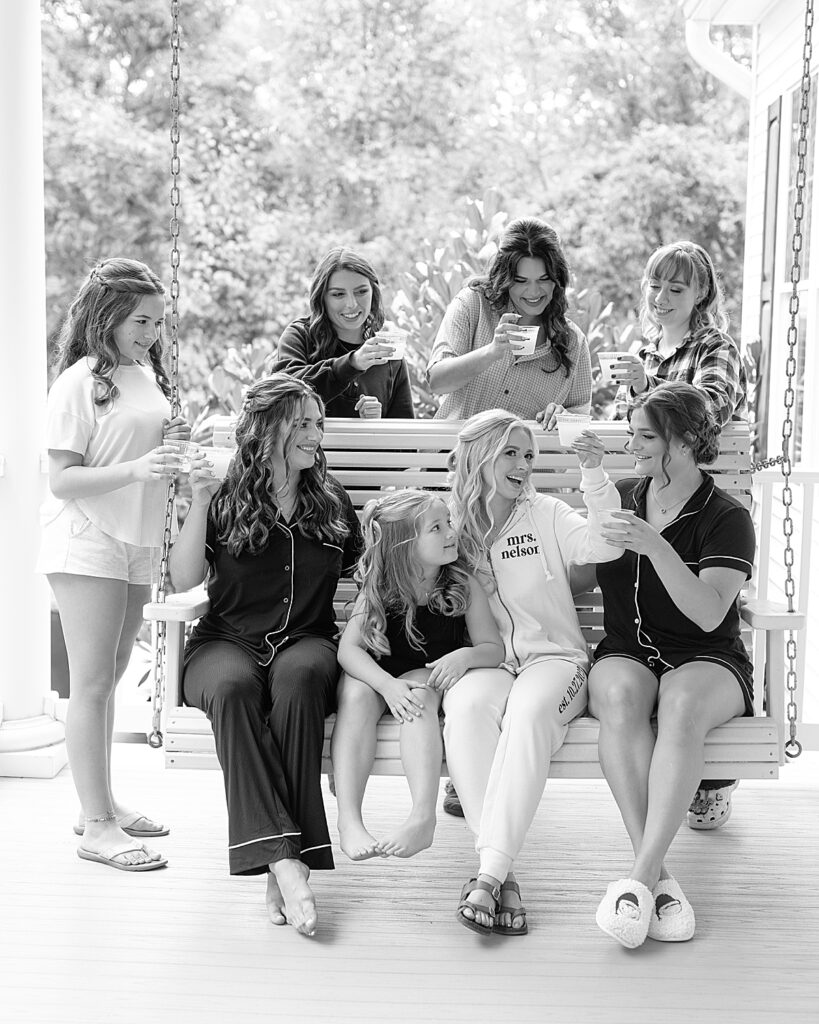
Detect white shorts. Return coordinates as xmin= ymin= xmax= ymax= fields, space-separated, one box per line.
xmin=36 ymin=499 xmax=160 ymax=585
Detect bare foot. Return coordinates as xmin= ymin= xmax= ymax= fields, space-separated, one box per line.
xmin=265 ymin=874 xmax=286 ymax=925
xmin=338 ymin=821 xmax=381 ymax=861
xmin=377 ymin=813 xmax=435 ymax=858
xmin=270 ymin=858 xmax=317 ymax=936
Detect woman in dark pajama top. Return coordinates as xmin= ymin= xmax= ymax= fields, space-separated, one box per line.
xmin=170 ymin=374 xmax=362 ymax=936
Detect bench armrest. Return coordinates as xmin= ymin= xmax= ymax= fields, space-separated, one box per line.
xmin=740 ymin=598 xmax=805 ymax=631
xmin=143 ymin=586 xmax=210 ymax=623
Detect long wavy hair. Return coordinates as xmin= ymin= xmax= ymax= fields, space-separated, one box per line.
xmin=305 ymin=247 xmax=386 ymax=360
xmin=54 ymin=258 xmax=172 ymax=407
xmin=355 ymin=489 xmax=471 ymax=657
xmin=469 ymin=218 xmax=574 ymax=376
xmin=212 ymin=374 xmax=349 ymax=556
xmin=639 ymin=240 xmax=730 ymax=343
xmin=630 ymin=381 xmax=720 ymax=488
xmin=447 ymin=410 xmax=538 ymax=589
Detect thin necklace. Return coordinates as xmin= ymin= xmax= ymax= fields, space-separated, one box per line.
xmin=650 ymin=482 xmax=690 ymax=516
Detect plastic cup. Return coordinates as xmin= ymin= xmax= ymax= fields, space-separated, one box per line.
xmin=556 ymin=414 xmax=592 ymax=447
xmin=598 ymin=508 xmax=626 ymax=529
xmin=597 ymin=352 xmax=625 ymax=387
xmin=380 ymin=330 xmax=407 ymax=360
xmin=509 ymin=324 xmax=539 ymax=355
xmin=164 ymin=440 xmax=198 ymax=473
xmin=199 ymin=446 xmax=234 ymax=481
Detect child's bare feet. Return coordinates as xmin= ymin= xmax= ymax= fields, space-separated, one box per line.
xmin=270 ymin=858 xmax=317 ymax=936
xmin=377 ymin=812 xmax=435 ymax=858
xmin=265 ymin=873 xmax=286 ymax=925
xmin=338 ymin=822 xmax=381 ymax=861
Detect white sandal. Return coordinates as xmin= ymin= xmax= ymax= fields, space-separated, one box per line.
xmin=687 ymin=781 xmax=738 ymax=830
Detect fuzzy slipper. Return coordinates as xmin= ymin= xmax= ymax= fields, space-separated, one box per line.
xmin=595 ymin=878 xmax=654 ymax=949
xmin=74 ymin=812 xmax=170 ymax=838
xmin=77 ymin=844 xmax=168 ymax=872
xmin=647 ymin=876 xmax=696 ymax=942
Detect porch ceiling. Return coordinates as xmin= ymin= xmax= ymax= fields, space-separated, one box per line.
xmin=682 ymin=0 xmax=783 ymax=25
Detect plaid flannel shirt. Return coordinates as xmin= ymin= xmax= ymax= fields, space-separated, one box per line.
xmin=615 ymin=328 xmax=747 ymax=425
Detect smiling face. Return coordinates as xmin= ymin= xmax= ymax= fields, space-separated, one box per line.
xmin=413 ymin=499 xmax=458 ymax=573
xmin=646 ymin=272 xmax=699 ymax=336
xmin=482 ymin=427 xmax=535 ymax=506
xmin=112 ymin=294 xmax=165 ymax=365
xmin=627 ymin=408 xmax=688 ymax=480
xmin=323 ymin=269 xmax=373 ymax=343
xmin=507 ymin=256 xmax=556 ymax=323
xmin=276 ymin=397 xmax=324 ymax=479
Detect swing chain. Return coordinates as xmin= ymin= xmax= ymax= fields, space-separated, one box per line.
xmin=149 ymin=0 xmax=183 ymax=750
xmin=779 ymin=0 xmax=813 ymax=759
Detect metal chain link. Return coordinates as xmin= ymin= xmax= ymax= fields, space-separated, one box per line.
xmin=148 ymin=0 xmax=182 ymax=749
xmin=778 ymin=0 xmax=813 ymax=759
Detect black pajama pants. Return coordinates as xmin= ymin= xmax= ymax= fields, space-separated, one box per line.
xmin=182 ymin=635 xmax=338 ymax=874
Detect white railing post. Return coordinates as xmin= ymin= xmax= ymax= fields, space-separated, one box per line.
xmin=0 ymin=2 xmax=67 ymax=777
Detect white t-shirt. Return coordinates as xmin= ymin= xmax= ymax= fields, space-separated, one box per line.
xmin=42 ymin=358 xmax=172 ymax=547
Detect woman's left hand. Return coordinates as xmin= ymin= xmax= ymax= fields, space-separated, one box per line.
xmin=572 ymin=429 xmax=605 ymax=469
xmin=536 ymin=403 xmax=565 ymax=430
xmin=601 ymin=510 xmax=666 ymax=558
xmin=163 ymin=415 xmax=192 ymax=441
xmin=425 ymin=649 xmax=471 ymax=692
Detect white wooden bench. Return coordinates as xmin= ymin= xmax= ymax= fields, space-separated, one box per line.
xmin=143 ymin=419 xmax=803 ymax=779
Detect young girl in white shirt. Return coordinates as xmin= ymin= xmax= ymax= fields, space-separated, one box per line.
xmin=37 ymin=258 xmax=189 ymax=872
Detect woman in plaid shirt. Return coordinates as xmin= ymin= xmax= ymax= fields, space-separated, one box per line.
xmin=612 ymin=240 xmax=747 ymax=426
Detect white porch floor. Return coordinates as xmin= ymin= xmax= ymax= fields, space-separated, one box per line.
xmin=1 ymin=746 xmax=817 ymax=1024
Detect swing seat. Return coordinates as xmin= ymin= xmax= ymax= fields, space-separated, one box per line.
xmin=144 ymin=419 xmax=803 ymax=778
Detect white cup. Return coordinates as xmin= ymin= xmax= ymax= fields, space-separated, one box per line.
xmin=597 ymin=352 xmax=625 ymax=387
xmin=379 ymin=329 xmax=408 ymax=360
xmin=199 ymin=446 xmax=234 ymax=481
xmin=555 ymin=414 xmax=592 ymax=447
xmin=509 ymin=324 xmax=539 ymax=355
xmin=164 ymin=440 xmax=199 ymax=473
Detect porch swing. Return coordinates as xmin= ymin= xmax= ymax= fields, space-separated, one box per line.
xmin=143 ymin=0 xmax=811 ymax=772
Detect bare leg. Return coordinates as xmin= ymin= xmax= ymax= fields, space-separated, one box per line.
xmin=270 ymin=858 xmax=317 ymax=936
xmin=379 ymin=671 xmax=442 ymax=858
xmin=589 ymin=659 xmax=659 ymax=864
xmin=331 ymin=673 xmax=384 ymax=860
xmin=50 ymin=574 xmax=161 ymax=867
xmin=631 ymin=664 xmax=745 ymax=888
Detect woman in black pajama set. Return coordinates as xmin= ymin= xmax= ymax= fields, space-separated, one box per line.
xmin=170 ymin=374 xmax=362 ymax=935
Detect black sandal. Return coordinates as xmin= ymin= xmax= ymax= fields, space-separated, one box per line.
xmin=455 ymin=877 xmax=499 ymax=936
xmin=494 ymin=878 xmax=528 ymax=936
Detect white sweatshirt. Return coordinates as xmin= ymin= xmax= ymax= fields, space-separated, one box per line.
xmin=487 ymin=465 xmax=622 ymax=673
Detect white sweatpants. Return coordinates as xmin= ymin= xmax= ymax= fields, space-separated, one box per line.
xmin=443 ymin=659 xmax=587 ymax=882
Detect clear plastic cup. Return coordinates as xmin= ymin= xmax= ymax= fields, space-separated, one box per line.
xmin=380 ymin=330 xmax=407 ymax=360
xmin=555 ymin=414 xmax=592 ymax=447
xmin=597 ymin=352 xmax=625 ymax=387
xmin=164 ymin=440 xmax=199 ymax=473
xmin=199 ymin=446 xmax=234 ymax=480
xmin=510 ymin=324 xmax=539 ymax=355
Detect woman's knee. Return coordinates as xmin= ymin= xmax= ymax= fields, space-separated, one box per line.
xmin=588 ymin=667 xmax=654 ymax=724
xmin=336 ymin=674 xmax=383 ymax=722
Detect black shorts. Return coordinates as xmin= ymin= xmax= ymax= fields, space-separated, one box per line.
xmin=592 ymin=639 xmax=754 ymax=717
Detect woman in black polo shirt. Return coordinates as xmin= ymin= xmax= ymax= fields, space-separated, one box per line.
xmin=589 ymin=382 xmax=754 ymax=949
xmin=170 ymin=374 xmax=362 ymax=936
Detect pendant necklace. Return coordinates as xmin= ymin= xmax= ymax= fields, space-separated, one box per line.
xmin=650 ymin=482 xmax=689 ymax=516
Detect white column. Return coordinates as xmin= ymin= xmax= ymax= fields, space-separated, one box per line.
xmin=0 ymin=1 xmax=67 ymax=777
